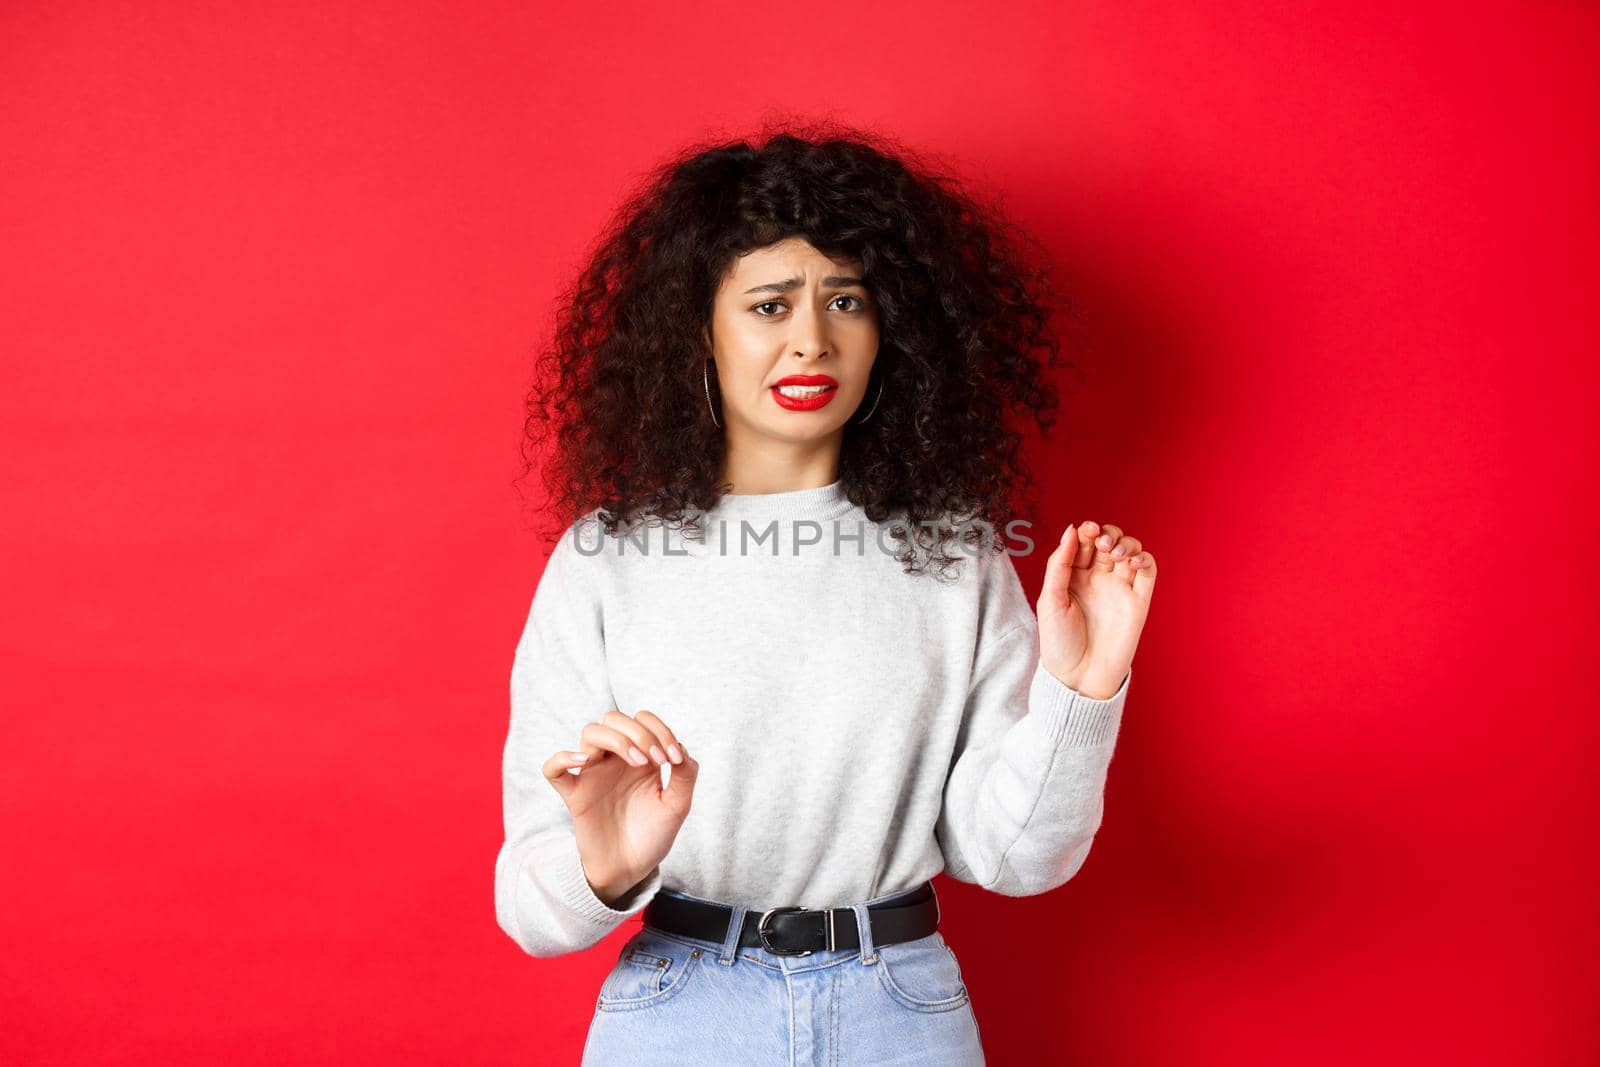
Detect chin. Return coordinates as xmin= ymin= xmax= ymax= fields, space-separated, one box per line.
xmin=756 ymin=418 xmax=845 ymax=442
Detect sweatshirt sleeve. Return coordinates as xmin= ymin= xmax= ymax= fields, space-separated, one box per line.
xmin=493 ymin=521 xmax=664 ymax=957
xmin=934 ymin=549 xmax=1130 ymax=897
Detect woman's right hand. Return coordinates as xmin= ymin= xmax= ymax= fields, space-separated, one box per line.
xmin=541 ymin=709 xmax=698 ymax=906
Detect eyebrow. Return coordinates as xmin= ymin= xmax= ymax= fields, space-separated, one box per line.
xmin=742 ymin=275 xmax=866 ymax=295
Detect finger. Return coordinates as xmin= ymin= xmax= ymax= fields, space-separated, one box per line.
xmin=1132 ymin=551 xmax=1159 ymax=599
xmin=1071 ymin=521 xmax=1098 ymax=569
xmin=601 ymin=710 xmax=671 ymax=767
xmin=541 ymin=749 xmax=590 ymax=801
xmin=632 ymin=709 xmax=685 ymax=765
xmin=1041 ymin=526 xmax=1076 ymax=607
xmin=572 ymin=708 xmax=621 ymax=759
xmin=580 ymin=721 xmax=655 ymax=768
xmin=1093 ymin=523 xmax=1123 ymax=572
xmin=1111 ymin=535 xmax=1142 ymax=580
xmin=660 ymin=741 xmax=699 ymax=813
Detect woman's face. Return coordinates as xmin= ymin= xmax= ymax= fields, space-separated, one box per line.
xmin=705 ymin=237 xmax=880 ymax=451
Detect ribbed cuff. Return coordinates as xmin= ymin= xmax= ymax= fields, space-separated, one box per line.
xmin=1026 ymin=664 xmax=1130 ymax=746
xmin=535 ymin=831 xmax=663 ymax=930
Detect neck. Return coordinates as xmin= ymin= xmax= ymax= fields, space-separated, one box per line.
xmin=717 ymin=438 xmax=842 ymax=496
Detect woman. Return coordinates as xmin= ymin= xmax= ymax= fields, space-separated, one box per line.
xmin=495 ymin=125 xmax=1158 ymax=1065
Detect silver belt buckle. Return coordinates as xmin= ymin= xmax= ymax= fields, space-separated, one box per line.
xmin=757 ymin=905 xmax=835 ymax=956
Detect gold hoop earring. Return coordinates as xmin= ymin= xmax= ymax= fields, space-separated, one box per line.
xmin=703 ymin=358 xmax=721 ymax=429
xmin=851 ymin=375 xmax=885 ymax=425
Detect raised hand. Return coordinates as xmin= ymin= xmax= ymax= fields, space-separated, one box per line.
xmin=542 ymin=710 xmax=699 ymax=906
xmin=1036 ymin=520 xmax=1158 ymax=700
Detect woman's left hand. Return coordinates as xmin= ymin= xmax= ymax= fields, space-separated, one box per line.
xmin=1037 ymin=520 xmax=1158 ymax=700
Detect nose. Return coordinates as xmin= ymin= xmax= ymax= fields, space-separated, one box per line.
xmin=789 ymin=302 xmax=830 ymax=361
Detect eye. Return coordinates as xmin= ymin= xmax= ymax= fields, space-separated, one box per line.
xmin=750 ymin=295 xmax=868 ymax=317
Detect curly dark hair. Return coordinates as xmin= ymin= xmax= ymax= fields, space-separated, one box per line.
xmin=515 ymin=119 xmax=1075 ymax=579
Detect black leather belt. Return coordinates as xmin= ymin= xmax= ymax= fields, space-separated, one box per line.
xmin=642 ymin=881 xmax=940 ymax=958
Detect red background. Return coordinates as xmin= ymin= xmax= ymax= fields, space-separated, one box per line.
xmin=3 ymin=2 xmax=1595 ymax=1064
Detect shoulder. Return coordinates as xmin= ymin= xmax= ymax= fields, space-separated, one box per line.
xmin=937 ymin=520 xmax=1024 ymax=589
xmin=967 ymin=540 xmax=1033 ymax=638
xmin=559 ymin=509 xmax=609 ymax=563
xmin=533 ymin=510 xmax=609 ymax=598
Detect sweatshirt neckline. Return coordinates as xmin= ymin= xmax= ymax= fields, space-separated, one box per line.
xmin=707 ymin=477 xmax=854 ymax=522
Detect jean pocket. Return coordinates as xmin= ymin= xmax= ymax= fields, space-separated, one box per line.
xmin=595 ymin=928 xmax=706 ymax=1013
xmin=874 ymin=931 xmax=970 ymax=1013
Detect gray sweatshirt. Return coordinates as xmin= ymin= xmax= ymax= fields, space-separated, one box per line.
xmin=494 ymin=478 xmax=1130 ymax=958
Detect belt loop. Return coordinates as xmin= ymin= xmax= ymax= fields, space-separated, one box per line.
xmin=850 ymin=899 xmax=878 ymax=965
xmin=718 ymin=904 xmax=747 ymax=966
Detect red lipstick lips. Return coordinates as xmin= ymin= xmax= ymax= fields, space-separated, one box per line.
xmin=770 ymin=374 xmax=839 ymax=411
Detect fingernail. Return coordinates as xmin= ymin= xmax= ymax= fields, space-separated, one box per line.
xmin=571 ymin=753 xmax=590 ymax=762
xmin=628 ymin=746 xmax=647 ymax=765
xmin=649 ymin=745 xmax=666 ymax=765
xmin=1112 ymin=546 xmax=1126 ymax=558
xmin=667 ymin=744 xmax=683 ymax=764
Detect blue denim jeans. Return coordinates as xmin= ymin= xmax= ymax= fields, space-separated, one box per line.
xmin=581 ymin=884 xmax=985 ymax=1066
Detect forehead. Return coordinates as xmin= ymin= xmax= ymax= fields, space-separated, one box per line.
xmin=721 ymin=237 xmax=861 ymax=283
